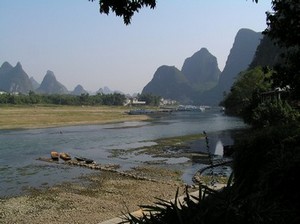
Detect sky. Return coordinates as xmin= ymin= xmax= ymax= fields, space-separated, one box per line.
xmin=0 ymin=0 xmax=272 ymax=94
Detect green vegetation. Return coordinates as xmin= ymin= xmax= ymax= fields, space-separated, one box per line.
xmin=221 ymin=67 xmax=272 ymax=117
xmin=155 ymin=134 xmax=205 ymax=146
xmin=109 ymin=133 xmax=207 ymax=161
xmin=250 ymin=99 xmax=299 ymax=127
xmin=221 ymin=67 xmax=299 ymax=127
xmin=137 ymin=93 xmax=161 ymax=106
xmin=0 ymin=91 xmax=126 ymax=106
xmin=264 ymin=0 xmax=300 ymax=99
xmin=89 ymin=0 xmax=156 ymax=25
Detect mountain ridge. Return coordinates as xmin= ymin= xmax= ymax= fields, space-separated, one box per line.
xmin=181 ymin=47 xmax=221 ymax=86
xmin=36 ymin=70 xmax=69 ymax=94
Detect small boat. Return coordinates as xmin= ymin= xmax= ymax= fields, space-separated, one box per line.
xmin=128 ymin=109 xmax=154 ymax=115
xmin=75 ymin=156 xmax=94 ymax=164
xmin=50 ymin=151 xmax=60 ymax=160
xmin=60 ymin=152 xmax=71 ymax=161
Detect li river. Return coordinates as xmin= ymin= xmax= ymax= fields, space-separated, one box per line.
xmin=0 ymin=107 xmax=246 ymax=197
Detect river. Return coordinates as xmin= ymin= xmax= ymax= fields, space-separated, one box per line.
xmin=0 ymin=107 xmax=246 ymax=197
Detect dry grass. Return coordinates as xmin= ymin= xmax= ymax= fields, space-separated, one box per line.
xmin=0 ymin=105 xmax=149 ymax=130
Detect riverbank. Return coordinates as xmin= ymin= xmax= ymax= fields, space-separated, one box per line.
xmin=0 ymin=106 xmax=237 ymax=223
xmin=0 ymin=105 xmax=150 ymax=130
xmin=0 ymin=166 xmax=187 ymax=224
xmin=0 ymin=106 xmax=188 ymax=223
xmin=0 ymin=134 xmax=226 ymax=223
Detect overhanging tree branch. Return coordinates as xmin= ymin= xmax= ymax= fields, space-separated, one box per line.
xmin=89 ymin=0 xmax=156 ymax=24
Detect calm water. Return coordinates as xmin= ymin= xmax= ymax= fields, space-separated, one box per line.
xmin=0 ymin=107 xmax=246 ymax=197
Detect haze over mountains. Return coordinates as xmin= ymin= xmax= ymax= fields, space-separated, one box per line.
xmin=1 ymin=28 xmax=264 ymax=105
xmin=0 ymin=62 xmax=33 ymax=93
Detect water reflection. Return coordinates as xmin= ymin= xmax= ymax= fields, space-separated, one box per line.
xmin=215 ymin=141 xmax=223 ymax=156
xmin=187 ymin=129 xmax=238 ymax=157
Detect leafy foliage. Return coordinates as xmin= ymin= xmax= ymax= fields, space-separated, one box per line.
xmin=265 ymin=0 xmax=300 ymax=49
xmin=221 ymin=67 xmax=272 ymax=116
xmin=251 ymin=99 xmax=299 ymax=127
xmin=232 ymin=125 xmax=300 ymax=224
xmin=222 ymin=67 xmax=299 ymax=128
xmin=123 ymin=185 xmax=243 ymax=224
xmin=264 ymin=0 xmax=300 ymax=99
xmin=0 ymin=92 xmax=126 ymax=106
xmin=137 ymin=93 xmax=161 ymax=106
xmin=89 ymin=0 xmax=156 ymax=24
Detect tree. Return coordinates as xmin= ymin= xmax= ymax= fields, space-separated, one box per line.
xmin=265 ymin=0 xmax=300 ymax=49
xmin=221 ymin=67 xmax=272 ymax=116
xmin=89 ymin=0 xmax=156 ymax=25
xmin=138 ymin=93 xmax=161 ymax=106
xmin=28 ymin=90 xmax=41 ymax=104
xmin=264 ymin=0 xmax=300 ymax=100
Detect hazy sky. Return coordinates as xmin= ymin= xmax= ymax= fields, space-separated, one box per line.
xmin=1 ymin=0 xmax=272 ymax=94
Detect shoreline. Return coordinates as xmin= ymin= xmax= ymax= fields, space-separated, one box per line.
xmin=0 ymin=106 xmax=231 ymax=223
xmin=0 ymin=134 xmax=226 ymax=223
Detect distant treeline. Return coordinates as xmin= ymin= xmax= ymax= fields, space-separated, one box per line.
xmin=0 ymin=91 xmax=162 ymax=106
xmin=0 ymin=91 xmax=126 ymax=106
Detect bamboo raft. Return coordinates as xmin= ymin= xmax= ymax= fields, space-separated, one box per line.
xmin=37 ymin=156 xmax=159 ymax=182
xmin=37 ymin=157 xmax=120 ymax=171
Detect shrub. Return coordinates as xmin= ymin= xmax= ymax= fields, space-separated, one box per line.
xmin=251 ymin=100 xmax=299 ymax=127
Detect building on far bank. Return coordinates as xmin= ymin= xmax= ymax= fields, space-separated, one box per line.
xmin=124 ymin=97 xmax=146 ymax=106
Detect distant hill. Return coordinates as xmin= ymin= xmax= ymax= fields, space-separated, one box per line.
xmin=0 ymin=62 xmax=33 ymax=93
xmin=0 ymin=62 xmax=13 ymax=74
xmin=71 ymin=85 xmax=88 ymax=95
xmin=36 ymin=70 xmax=69 ymax=94
xmin=181 ymin=48 xmax=221 ymax=91
xmin=142 ymin=29 xmax=261 ymax=105
xmin=97 ymin=86 xmax=113 ymax=94
xmin=142 ymin=65 xmax=194 ymax=103
xmin=218 ymin=28 xmax=262 ymax=92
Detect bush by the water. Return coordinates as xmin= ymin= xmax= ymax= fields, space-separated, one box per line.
xmin=250 ymin=100 xmax=299 ymax=127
